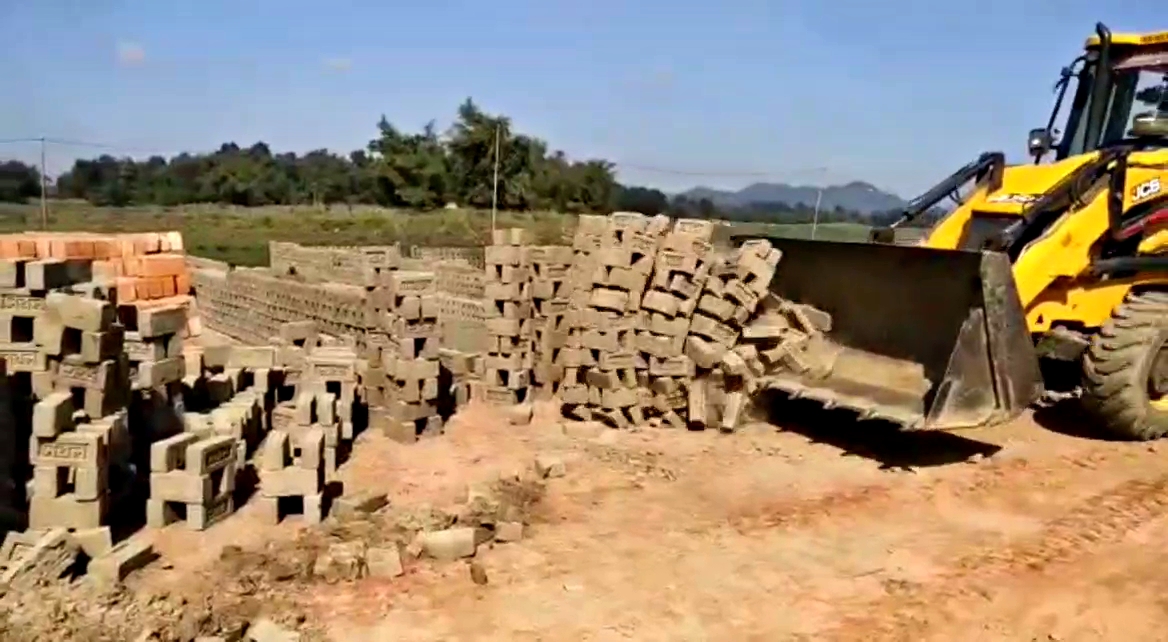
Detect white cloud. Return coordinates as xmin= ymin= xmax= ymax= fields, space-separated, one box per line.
xmin=116 ymin=41 xmax=146 ymax=66
xmin=323 ymin=57 xmax=352 ymax=72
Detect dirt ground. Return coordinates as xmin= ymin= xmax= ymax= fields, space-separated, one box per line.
xmin=8 ymin=393 xmax=1168 ymax=641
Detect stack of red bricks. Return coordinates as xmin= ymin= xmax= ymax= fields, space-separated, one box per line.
xmin=0 ymin=231 xmax=201 ymax=337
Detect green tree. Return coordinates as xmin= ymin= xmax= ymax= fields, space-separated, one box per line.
xmin=0 ymin=161 xmax=42 ymax=203
xmin=37 ymin=96 xmax=883 ymax=225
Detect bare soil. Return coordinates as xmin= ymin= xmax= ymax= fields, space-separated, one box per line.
xmin=6 ymin=396 xmax=1168 ymax=641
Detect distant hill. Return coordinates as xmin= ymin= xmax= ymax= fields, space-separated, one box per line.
xmin=680 ymin=181 xmax=907 ymax=215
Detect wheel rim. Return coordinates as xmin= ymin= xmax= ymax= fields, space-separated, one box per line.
xmin=1147 ymin=339 xmax=1168 ymax=411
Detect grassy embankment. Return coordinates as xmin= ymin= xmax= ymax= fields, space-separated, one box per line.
xmin=0 ymin=201 xmax=875 ymax=266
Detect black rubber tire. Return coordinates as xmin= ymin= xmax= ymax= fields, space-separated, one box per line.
xmin=1082 ymin=291 xmax=1168 ymax=440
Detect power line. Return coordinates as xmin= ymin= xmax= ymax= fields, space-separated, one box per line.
xmin=0 ymin=136 xmax=186 ymax=156
xmin=1 ymin=134 xmax=845 ymax=181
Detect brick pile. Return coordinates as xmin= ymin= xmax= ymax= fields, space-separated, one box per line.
xmin=635 ymin=219 xmax=716 ymax=429
xmin=147 ymin=433 xmax=236 ymax=530
xmin=437 ymin=348 xmax=475 ymax=417
xmin=192 ymin=243 xmax=469 ymax=448
xmin=191 ymin=267 xmax=367 ymax=345
xmin=216 ymin=347 xmax=275 ymax=456
xmin=737 ymin=298 xmax=834 ymax=377
xmin=557 ymin=215 xmax=606 ymax=419
xmin=560 ymin=213 xmax=667 ymax=428
xmin=0 ymin=231 xmax=200 ymax=334
xmin=303 ymin=345 xmax=360 ymax=470
xmin=434 ymin=262 xmax=488 ymax=354
xmin=190 ymin=225 xmax=793 ymax=440
xmin=268 ymin=241 xmax=401 ymax=288
xmin=368 ymin=271 xmax=443 ymax=443
xmin=526 ymin=245 xmax=572 ymax=400
xmin=565 ymin=214 xmax=608 ymax=307
xmin=123 ymin=304 xmax=188 ymax=445
xmin=683 ymin=238 xmax=782 ymax=431
xmin=29 ymin=401 xmax=120 ymax=530
xmin=0 ymin=231 xmax=208 ymax=540
xmin=480 ymin=229 xmax=533 ymax=407
xmin=256 ymin=429 xmax=325 ymax=525
xmin=35 ymin=293 xmax=130 ymax=418
xmin=27 ymin=292 xmax=135 ymax=531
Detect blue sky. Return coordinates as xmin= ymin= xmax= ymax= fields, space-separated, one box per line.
xmin=0 ymin=0 xmax=1163 ymax=196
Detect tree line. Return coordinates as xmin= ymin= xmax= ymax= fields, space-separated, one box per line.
xmin=0 ymin=97 xmax=919 ymax=225
xmin=0 ymin=161 xmax=43 ymax=203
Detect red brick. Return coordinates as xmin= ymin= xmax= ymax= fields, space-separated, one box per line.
xmin=116 ymin=278 xmax=137 ymax=303
xmin=175 ymin=272 xmax=191 ymax=295
xmin=91 ymin=260 xmax=122 ymax=281
xmin=92 ymin=239 xmax=118 ymax=260
xmin=133 ymin=278 xmax=152 ymax=300
xmin=146 ymin=276 xmax=165 ymax=299
xmin=138 ymin=254 xmax=184 ymax=278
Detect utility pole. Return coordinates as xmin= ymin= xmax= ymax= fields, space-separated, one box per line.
xmin=806 ymin=166 xmax=829 ymax=240
xmin=39 ymin=136 xmax=48 ymax=230
xmin=490 ymin=122 xmax=501 ymax=234
xmin=810 ymin=187 xmax=823 ymax=240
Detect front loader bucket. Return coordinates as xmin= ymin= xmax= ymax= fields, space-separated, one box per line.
xmin=753 ymin=237 xmax=1043 ymax=431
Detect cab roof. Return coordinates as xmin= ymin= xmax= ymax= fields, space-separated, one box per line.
xmin=1085 ymin=30 xmax=1168 ymax=47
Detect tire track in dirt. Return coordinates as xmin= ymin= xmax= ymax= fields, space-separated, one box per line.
xmin=821 ymin=473 xmax=1168 ymax=641
xmin=726 ymin=448 xmax=1123 ymax=534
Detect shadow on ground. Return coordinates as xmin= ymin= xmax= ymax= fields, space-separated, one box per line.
xmin=1031 ymin=401 xmax=1126 ymax=441
xmin=751 ymin=390 xmax=1001 ymax=470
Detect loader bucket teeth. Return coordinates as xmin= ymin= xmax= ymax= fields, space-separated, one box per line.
xmin=755 ymin=237 xmax=1043 ymax=431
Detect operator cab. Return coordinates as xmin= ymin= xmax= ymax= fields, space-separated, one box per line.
xmin=869 ymin=23 xmax=1168 ymax=247
xmin=1030 ymin=24 xmax=1168 ymax=162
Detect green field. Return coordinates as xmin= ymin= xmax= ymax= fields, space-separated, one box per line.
xmin=0 ymin=201 xmax=884 ymax=266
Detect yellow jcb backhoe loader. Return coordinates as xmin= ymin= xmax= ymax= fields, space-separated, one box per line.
xmin=745 ymin=23 xmax=1168 ymax=440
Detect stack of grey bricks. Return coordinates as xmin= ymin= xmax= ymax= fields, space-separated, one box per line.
xmin=28 ymin=400 xmax=119 ymax=530
xmin=190 ymin=267 xmax=369 ymax=345
xmin=226 ymin=346 xmax=278 ymax=436
xmin=28 ymin=291 xmax=137 ymax=531
xmin=434 ymin=262 xmax=488 ymax=354
xmin=123 ymin=304 xmax=187 ymax=390
xmin=558 ymin=215 xmax=608 ymax=418
xmin=256 ymin=429 xmax=325 ymax=525
xmin=211 ymin=241 xmax=401 ymax=343
xmin=526 ymin=245 xmax=573 ymax=400
xmin=147 ymin=433 xmax=236 ymax=530
xmin=636 ymin=219 xmax=716 ymax=429
xmin=124 ymin=304 xmax=188 ymax=441
xmin=35 ymin=293 xmax=130 ymax=420
xmin=281 ymin=344 xmax=358 ymax=478
xmin=684 ymin=239 xmax=782 ymax=431
xmin=272 ymin=321 xmax=315 ymax=396
xmin=269 ymin=241 xmax=401 ymax=289
xmin=180 ymin=346 xmax=271 ymax=466
xmin=1 ymin=260 xmax=84 ymax=384
xmin=480 ymin=229 xmax=532 ymax=407
xmin=562 ymin=213 xmax=664 ymax=428
xmin=369 ymin=271 xmax=442 ymax=443
xmin=408 ymin=245 xmax=485 ymax=268
xmin=0 ymin=261 xmax=136 ymax=535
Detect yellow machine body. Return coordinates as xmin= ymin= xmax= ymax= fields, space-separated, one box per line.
xmin=752 ymin=26 xmax=1168 ymax=436
xmin=923 ymin=150 xmax=1168 ymax=334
